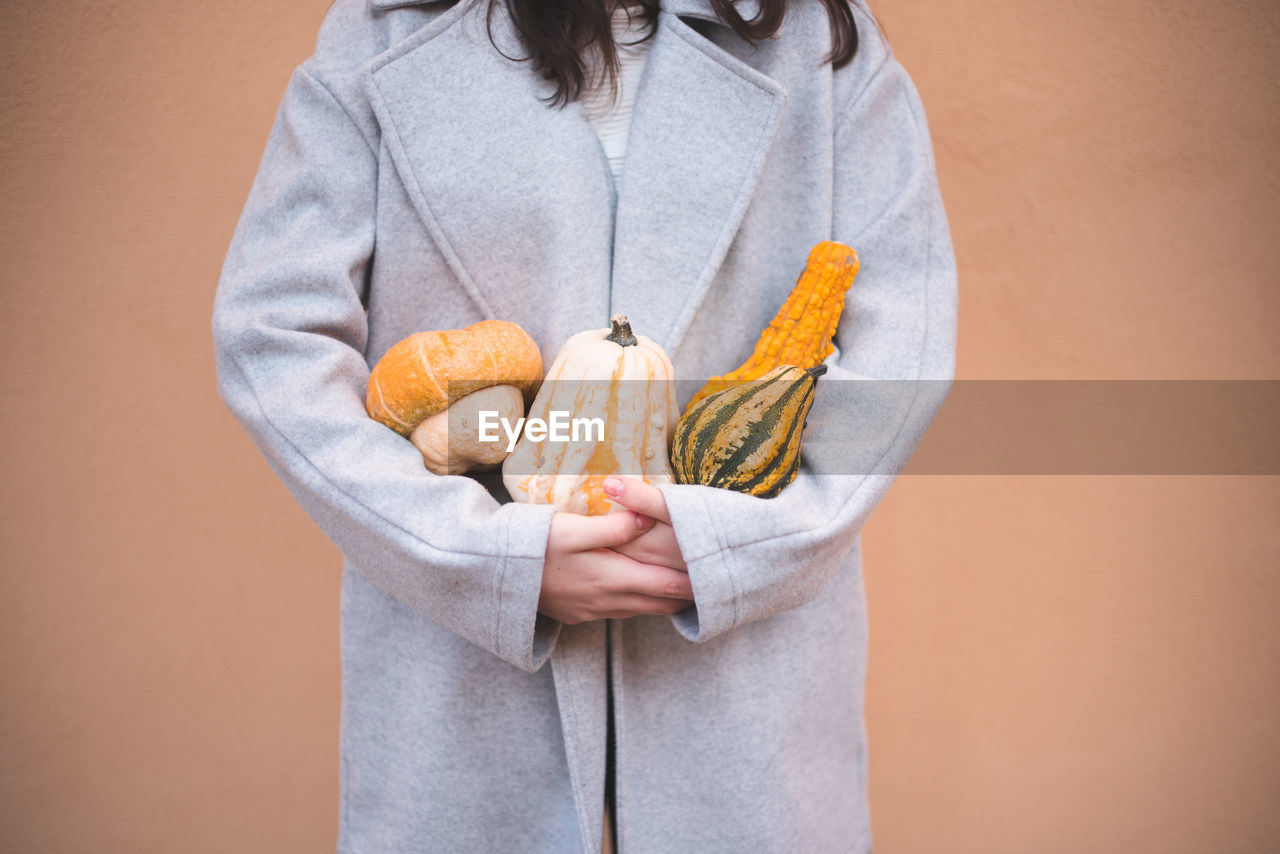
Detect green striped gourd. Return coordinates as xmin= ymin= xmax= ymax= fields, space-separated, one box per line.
xmin=671 ymin=364 xmax=826 ymax=497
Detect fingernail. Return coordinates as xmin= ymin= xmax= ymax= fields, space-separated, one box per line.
xmin=604 ymin=477 xmax=623 ymax=498
xmin=635 ymin=513 xmax=652 ymax=529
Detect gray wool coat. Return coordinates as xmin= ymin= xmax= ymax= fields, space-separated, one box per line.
xmin=212 ymin=0 xmax=957 ymax=851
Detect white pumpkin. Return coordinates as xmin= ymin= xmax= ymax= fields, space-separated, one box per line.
xmin=503 ymin=315 xmax=677 ymax=515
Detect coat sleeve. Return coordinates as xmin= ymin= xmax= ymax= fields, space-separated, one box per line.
xmin=658 ymin=29 xmax=958 ymax=643
xmin=211 ymin=62 xmax=561 ymax=672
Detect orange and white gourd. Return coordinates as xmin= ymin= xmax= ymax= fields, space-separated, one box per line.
xmin=503 ymin=315 xmax=677 ymax=515
xmin=366 ymin=320 xmax=543 ymax=475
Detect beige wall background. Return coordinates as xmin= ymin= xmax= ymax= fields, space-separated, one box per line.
xmin=2 ymin=0 xmax=1276 ymax=851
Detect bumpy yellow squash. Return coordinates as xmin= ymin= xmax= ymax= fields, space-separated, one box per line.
xmin=684 ymin=241 xmax=857 ymax=413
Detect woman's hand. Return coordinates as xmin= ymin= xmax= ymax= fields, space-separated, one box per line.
xmin=540 ymin=506 xmax=693 ymax=625
xmin=603 ymin=476 xmax=687 ymax=571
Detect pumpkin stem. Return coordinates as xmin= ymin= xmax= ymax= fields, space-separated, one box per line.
xmin=805 ymin=364 xmax=828 ymax=380
xmin=605 ymin=314 xmax=639 ymax=347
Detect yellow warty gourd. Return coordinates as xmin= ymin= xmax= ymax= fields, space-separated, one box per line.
xmin=684 ymin=241 xmax=858 ymax=413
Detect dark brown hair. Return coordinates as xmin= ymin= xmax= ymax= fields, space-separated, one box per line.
xmin=488 ymin=0 xmax=860 ymax=107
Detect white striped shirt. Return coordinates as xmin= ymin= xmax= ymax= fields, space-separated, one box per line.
xmin=581 ymin=6 xmax=654 ymax=183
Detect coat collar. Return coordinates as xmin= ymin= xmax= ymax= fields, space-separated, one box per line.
xmin=366 ymin=0 xmax=764 ymax=24
xmin=657 ymin=0 xmax=764 ymax=24
xmin=361 ymin=0 xmax=785 ymax=353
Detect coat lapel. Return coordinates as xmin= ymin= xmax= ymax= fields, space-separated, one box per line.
xmin=550 ymin=622 xmax=610 ymax=854
xmin=609 ymin=6 xmax=786 ymax=353
xmin=362 ymin=0 xmax=786 ymax=353
xmin=361 ymin=1 xmax=616 ymax=329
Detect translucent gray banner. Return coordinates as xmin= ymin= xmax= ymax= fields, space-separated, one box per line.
xmin=435 ymin=379 xmax=1280 ymax=476
xmin=901 ymin=380 xmax=1280 ymax=475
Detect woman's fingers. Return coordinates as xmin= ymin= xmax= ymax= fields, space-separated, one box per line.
xmin=590 ymin=558 xmax=694 ymax=620
xmin=541 ymin=512 xmax=692 ymax=625
xmin=609 ymin=521 xmax=688 ymax=571
xmin=609 ymin=558 xmax=694 ymax=601
xmin=552 ymin=508 xmax=653 ymax=552
xmin=604 ymin=476 xmax=671 ymax=524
